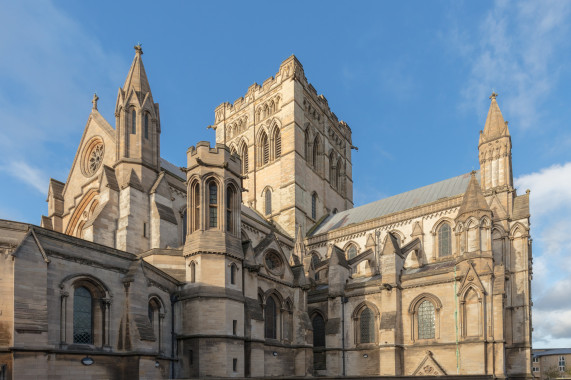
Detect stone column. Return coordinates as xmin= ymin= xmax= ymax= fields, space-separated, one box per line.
xmin=60 ymin=291 xmax=69 ymax=344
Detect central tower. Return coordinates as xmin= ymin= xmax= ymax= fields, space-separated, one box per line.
xmin=212 ymin=56 xmax=353 ymax=237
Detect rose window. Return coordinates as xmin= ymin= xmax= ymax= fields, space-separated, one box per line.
xmin=87 ymin=144 xmax=104 ymax=175
xmin=81 ymin=137 xmax=105 ymax=177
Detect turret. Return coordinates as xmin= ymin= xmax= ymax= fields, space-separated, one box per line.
xmin=114 ymin=45 xmax=161 ymax=171
xmin=455 ymin=171 xmax=492 ymax=255
xmin=478 ymin=93 xmax=512 ymax=192
xmin=183 ymin=142 xmax=243 ymax=280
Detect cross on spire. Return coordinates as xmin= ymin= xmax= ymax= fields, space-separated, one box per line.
xmin=92 ymin=93 xmax=99 ymax=110
xmin=134 ymin=43 xmax=143 ymax=55
xmin=489 ymin=91 xmax=498 ymax=100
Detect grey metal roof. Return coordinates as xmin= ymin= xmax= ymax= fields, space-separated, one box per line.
xmin=241 ymin=204 xmax=271 ymax=227
xmin=160 ymin=158 xmax=186 ymax=180
xmin=533 ymin=349 xmax=571 ymax=358
xmin=311 ymin=171 xmax=479 ymax=236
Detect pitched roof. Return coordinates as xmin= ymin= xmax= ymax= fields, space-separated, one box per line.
xmin=533 ymin=348 xmax=571 ymax=358
xmin=160 ymin=158 xmax=186 ymax=180
xmin=311 ymin=171 xmax=479 ymax=236
xmin=456 ymin=171 xmax=490 ymax=218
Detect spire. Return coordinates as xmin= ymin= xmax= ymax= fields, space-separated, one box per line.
xmin=481 ymin=92 xmax=509 ymax=142
xmin=122 ymin=44 xmax=151 ymax=96
xmin=292 ymin=225 xmax=306 ymax=265
xmin=456 ymin=171 xmax=490 ymax=219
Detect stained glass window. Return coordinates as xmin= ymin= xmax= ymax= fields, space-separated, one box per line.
xmin=73 ymin=287 xmax=93 ymax=344
xmin=226 ymin=187 xmax=234 ymax=233
xmin=312 ymin=314 xmax=325 ymax=347
xmin=265 ymin=252 xmax=281 ymax=272
xmin=209 ymin=182 xmax=217 ymax=228
xmin=193 ymin=183 xmax=200 ymax=232
xmin=438 ymin=223 xmax=451 ymax=257
xmin=265 ymin=296 xmax=277 ymax=339
xmin=148 ymin=302 xmax=154 ymax=325
xmin=346 ymin=244 xmax=358 ymax=260
xmin=360 ymin=307 xmax=375 ymax=343
xmin=418 ymin=300 xmax=435 ymax=339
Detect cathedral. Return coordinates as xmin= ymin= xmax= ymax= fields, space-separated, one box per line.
xmin=0 ymin=46 xmax=532 ymax=379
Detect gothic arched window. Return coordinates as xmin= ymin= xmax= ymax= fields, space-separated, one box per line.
xmin=311 ymin=193 xmax=317 ymax=220
xmin=265 ymin=189 xmax=272 ymax=216
xmin=226 ymin=186 xmax=235 ymax=233
xmin=312 ymin=314 xmax=326 ymax=347
xmin=190 ymin=261 xmax=196 ymax=283
xmin=312 ymin=136 xmax=320 ymax=169
xmin=273 ymin=128 xmax=281 ymax=159
xmin=336 ymin=158 xmax=343 ymax=190
xmin=311 ymin=252 xmax=320 ymax=268
xmin=240 ymin=143 xmax=248 ymax=174
xmin=191 ymin=181 xmax=200 ymax=232
xmin=208 ymin=181 xmax=218 ymax=229
xmin=260 ymin=131 xmax=269 ymax=166
xmin=305 ymin=129 xmax=311 ymax=161
xmin=73 ymin=286 xmax=93 ymax=344
xmin=418 ymin=300 xmax=435 ymax=339
xmin=438 ymin=223 xmax=452 ymax=257
xmin=230 ymin=263 xmax=237 ymax=285
xmin=181 ymin=209 xmax=187 ymax=245
xmin=264 ymin=296 xmax=278 ymax=339
xmin=359 ymin=307 xmax=375 ymax=344
xmin=346 ymin=243 xmax=358 ymax=260
xmin=329 ymin=153 xmax=336 ymax=187
xmin=131 ymin=109 xmax=137 ymax=134
xmin=144 ymin=113 xmax=149 ymax=139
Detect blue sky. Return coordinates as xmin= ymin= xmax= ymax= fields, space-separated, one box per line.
xmin=1 ymin=1 xmax=570 ymax=348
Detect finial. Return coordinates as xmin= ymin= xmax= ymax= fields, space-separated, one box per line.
xmin=134 ymin=43 xmax=143 ymax=55
xmin=470 ymin=170 xmax=477 ymax=176
xmin=489 ymin=91 xmax=498 ymax=100
xmin=92 ymin=93 xmax=99 ymax=111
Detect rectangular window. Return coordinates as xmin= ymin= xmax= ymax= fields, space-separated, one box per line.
xmin=233 ymin=320 xmax=237 ymax=335
xmin=532 ymin=367 xmax=539 ymax=372
xmin=143 ymin=222 xmax=148 ymax=238
xmin=233 ymin=358 xmax=237 ymax=372
xmin=560 ymin=356 xmax=566 ymax=372
xmin=189 ymin=350 xmax=193 ymax=365
xmin=533 ymin=357 xmax=539 ymax=363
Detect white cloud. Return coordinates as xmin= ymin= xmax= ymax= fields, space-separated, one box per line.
xmin=515 ymin=162 xmax=571 ymax=347
xmin=0 ymin=161 xmax=49 ymax=194
xmin=454 ymin=0 xmax=571 ymax=130
xmin=516 ymin=162 xmax=571 ymax=217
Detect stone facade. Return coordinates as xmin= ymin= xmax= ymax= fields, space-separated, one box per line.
xmin=0 ymin=47 xmax=532 ymax=379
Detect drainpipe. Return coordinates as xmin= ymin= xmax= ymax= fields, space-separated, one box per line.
xmin=170 ymin=293 xmax=179 ymax=379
